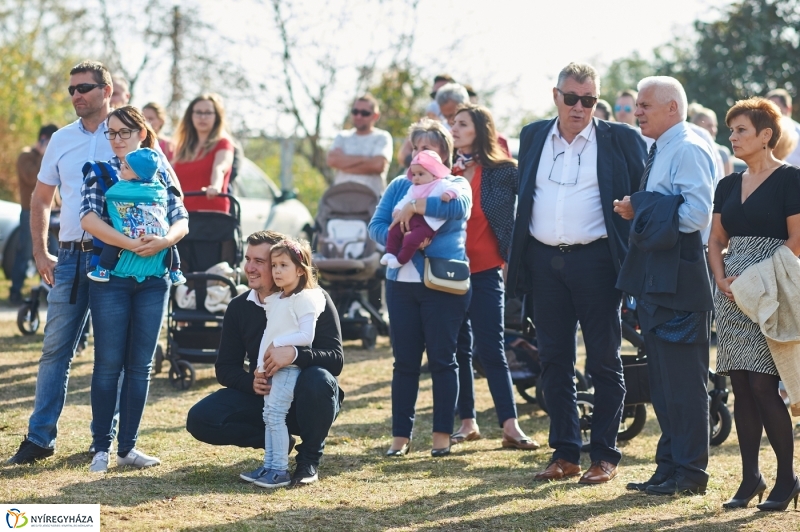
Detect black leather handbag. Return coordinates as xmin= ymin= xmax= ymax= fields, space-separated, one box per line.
xmin=423 ymin=254 xmax=470 ymax=295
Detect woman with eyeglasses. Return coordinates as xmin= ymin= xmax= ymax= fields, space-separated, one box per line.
xmin=79 ymin=105 xmax=188 ymax=473
xmin=172 ymin=94 xmax=235 ymax=213
xmin=434 ymin=104 xmax=538 ymax=450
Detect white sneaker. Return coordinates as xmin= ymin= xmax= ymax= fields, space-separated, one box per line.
xmin=117 ymin=448 xmax=161 ymax=468
xmin=89 ymin=451 xmax=109 ymax=473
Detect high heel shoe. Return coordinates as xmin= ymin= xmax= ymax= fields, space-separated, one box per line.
xmin=431 ymin=445 xmax=451 ymax=457
xmin=757 ymin=477 xmax=800 ymax=511
xmin=386 ymin=440 xmax=411 ymax=457
xmin=722 ymin=475 xmax=767 ymax=509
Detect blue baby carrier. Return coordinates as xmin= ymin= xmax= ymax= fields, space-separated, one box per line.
xmin=82 ymin=161 xmax=170 ymax=281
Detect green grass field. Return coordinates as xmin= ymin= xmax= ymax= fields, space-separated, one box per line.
xmin=1 ymin=282 xmax=799 ymax=531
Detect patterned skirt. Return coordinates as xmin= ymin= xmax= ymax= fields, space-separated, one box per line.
xmin=715 ymin=236 xmax=785 ymax=376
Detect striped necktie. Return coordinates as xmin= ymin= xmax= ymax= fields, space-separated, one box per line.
xmin=639 ymin=142 xmax=658 ymax=191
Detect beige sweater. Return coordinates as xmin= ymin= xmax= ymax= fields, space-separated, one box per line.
xmin=731 ymin=245 xmax=800 ymax=415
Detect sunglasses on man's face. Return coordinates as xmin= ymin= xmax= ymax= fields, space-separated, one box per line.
xmin=351 ymin=109 xmax=373 ymax=117
xmin=615 ymin=104 xmax=632 ymax=113
xmin=557 ymin=89 xmax=597 ymax=108
xmin=68 ymin=83 xmax=107 ymax=96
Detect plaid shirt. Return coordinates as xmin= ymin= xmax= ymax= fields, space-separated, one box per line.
xmin=79 ymin=156 xmax=188 ymax=226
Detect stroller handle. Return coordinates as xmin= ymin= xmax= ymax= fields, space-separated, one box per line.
xmin=182 ymin=191 xmax=241 ymax=219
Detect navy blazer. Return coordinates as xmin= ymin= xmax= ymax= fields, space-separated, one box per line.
xmin=617 ymin=192 xmax=714 ymax=313
xmin=506 ymin=117 xmax=647 ymax=296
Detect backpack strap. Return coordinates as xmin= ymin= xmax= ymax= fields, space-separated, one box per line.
xmin=82 ymin=161 xmax=117 ymax=192
xmin=156 ymin=168 xmax=181 ymax=198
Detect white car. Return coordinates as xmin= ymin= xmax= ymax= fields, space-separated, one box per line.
xmin=0 ymin=158 xmax=313 ymax=279
xmin=0 ymin=199 xmax=22 ymax=280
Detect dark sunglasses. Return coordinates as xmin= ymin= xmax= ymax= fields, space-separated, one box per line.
xmin=351 ymin=109 xmax=373 ymax=117
xmin=68 ymin=83 xmax=107 ymax=96
xmin=615 ymin=104 xmax=632 ymax=113
xmin=557 ymin=89 xmax=597 ymax=108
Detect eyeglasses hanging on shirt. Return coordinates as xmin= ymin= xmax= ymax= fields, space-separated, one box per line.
xmin=547 ymin=121 xmax=595 ymax=187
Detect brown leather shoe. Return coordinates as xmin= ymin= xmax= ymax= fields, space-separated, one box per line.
xmin=578 ymin=460 xmax=618 ymax=485
xmin=533 ymin=459 xmax=581 ymax=481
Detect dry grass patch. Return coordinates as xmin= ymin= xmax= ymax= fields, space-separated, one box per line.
xmin=1 ymin=311 xmax=799 ymax=531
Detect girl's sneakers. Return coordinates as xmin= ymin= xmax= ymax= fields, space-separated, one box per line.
xmin=253 ymin=469 xmax=292 ymax=488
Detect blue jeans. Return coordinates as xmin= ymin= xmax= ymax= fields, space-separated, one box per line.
xmin=385 ymin=280 xmax=470 ymax=437
xmin=27 ymin=248 xmax=92 ymax=449
xmin=10 ymin=209 xmax=32 ymax=297
xmin=90 ymin=274 xmax=169 ymax=455
xmin=456 ymin=267 xmax=517 ymax=426
xmin=263 ymin=366 xmax=301 ymax=471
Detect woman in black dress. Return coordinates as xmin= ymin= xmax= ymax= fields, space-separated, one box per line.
xmin=709 ymin=97 xmax=800 ymax=511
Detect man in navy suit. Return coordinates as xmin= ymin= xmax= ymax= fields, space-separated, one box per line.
xmin=506 ymin=62 xmax=646 ymax=485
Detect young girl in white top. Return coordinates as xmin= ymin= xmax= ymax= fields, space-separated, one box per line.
xmin=240 ymin=238 xmax=326 ymax=488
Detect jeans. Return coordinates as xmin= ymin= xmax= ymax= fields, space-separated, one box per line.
xmin=385 ymin=280 xmax=470 ymax=437
xmin=27 ymin=248 xmax=92 ymax=449
xmin=186 ymin=367 xmax=343 ymax=467
xmin=456 ymin=267 xmax=517 ymax=426
xmin=89 ymin=274 xmax=169 ymax=455
xmin=10 ymin=209 xmax=32 ymax=297
xmin=263 ymin=366 xmax=301 ymax=471
xmin=528 ymin=238 xmax=625 ymax=465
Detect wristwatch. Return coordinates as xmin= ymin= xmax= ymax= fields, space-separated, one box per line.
xmin=410 ymin=199 xmax=417 ymax=213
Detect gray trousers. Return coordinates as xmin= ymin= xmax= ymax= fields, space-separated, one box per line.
xmin=644 ymin=331 xmax=710 ymax=485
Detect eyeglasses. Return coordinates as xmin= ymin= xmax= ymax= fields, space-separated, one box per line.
xmin=68 ymin=83 xmax=107 ymax=96
xmin=547 ymin=122 xmax=594 ymax=186
xmin=351 ymin=109 xmax=373 ymax=117
xmin=615 ymin=104 xmax=632 ymax=113
xmin=557 ymin=89 xmax=598 ymax=108
xmin=193 ymin=111 xmax=216 ymax=117
xmin=104 ymin=128 xmax=139 ymax=140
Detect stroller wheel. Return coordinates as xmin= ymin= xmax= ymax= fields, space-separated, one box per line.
xmin=710 ymin=403 xmax=732 ymax=446
xmin=17 ymin=305 xmax=40 ymax=335
xmin=153 ymin=344 xmax=165 ymax=374
xmin=169 ymin=360 xmax=196 ymax=390
xmin=516 ymin=383 xmax=537 ymax=404
xmin=617 ymin=404 xmax=647 ymax=441
xmin=576 ymin=391 xmax=594 ymax=452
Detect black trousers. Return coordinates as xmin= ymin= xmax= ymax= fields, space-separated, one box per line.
xmin=643 ymin=331 xmax=710 ymax=484
xmin=186 ymin=367 xmax=343 ymax=467
xmin=527 ymin=237 xmax=625 ymax=465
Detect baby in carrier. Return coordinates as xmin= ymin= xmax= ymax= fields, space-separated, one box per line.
xmin=86 ymin=148 xmax=186 ymax=285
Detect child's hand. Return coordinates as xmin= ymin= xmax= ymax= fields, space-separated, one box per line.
xmin=440 ymin=193 xmax=452 ymax=202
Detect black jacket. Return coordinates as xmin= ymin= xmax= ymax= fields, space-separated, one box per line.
xmin=506 ymin=118 xmax=646 ymax=296
xmin=616 ymin=192 xmax=714 ymax=313
xmin=215 ymin=289 xmax=344 ymax=395
xmin=479 ymin=163 xmax=518 ymax=260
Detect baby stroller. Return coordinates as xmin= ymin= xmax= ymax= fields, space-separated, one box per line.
xmin=154 ymin=192 xmax=243 ymax=390
xmin=311 ymin=181 xmax=388 ymax=349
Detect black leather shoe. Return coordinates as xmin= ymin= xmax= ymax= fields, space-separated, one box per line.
xmin=723 ymin=475 xmax=767 ymax=509
xmin=757 ymin=477 xmax=800 ymax=511
xmin=7 ymin=439 xmax=54 ymax=465
xmin=431 ymin=446 xmax=451 ymax=457
xmin=626 ymin=472 xmax=670 ymax=491
xmin=646 ymin=472 xmax=706 ymax=496
xmin=386 ymin=440 xmax=412 ymax=457
xmin=289 ymin=462 xmax=318 ymax=487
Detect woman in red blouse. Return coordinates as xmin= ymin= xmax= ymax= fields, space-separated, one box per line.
xmin=172 ymin=94 xmax=235 ymax=213
xmin=449 ymin=104 xmax=539 ymax=450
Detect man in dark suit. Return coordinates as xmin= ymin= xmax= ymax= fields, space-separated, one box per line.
xmin=507 ymin=62 xmax=646 ymax=484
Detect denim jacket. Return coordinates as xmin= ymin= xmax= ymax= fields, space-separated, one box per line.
xmin=368 ymin=175 xmax=472 ymax=281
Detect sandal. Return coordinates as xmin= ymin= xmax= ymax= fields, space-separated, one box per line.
xmin=450 ymin=429 xmax=481 ymax=445
xmin=501 ymin=434 xmax=540 ymax=450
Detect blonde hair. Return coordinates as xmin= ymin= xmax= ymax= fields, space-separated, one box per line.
xmin=173 ymin=93 xmax=229 ymax=163
xmin=774 ymin=116 xmax=799 ymax=160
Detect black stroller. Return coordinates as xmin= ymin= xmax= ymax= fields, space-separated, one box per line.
xmin=154 ymin=192 xmax=243 ymax=390
xmin=312 ymin=182 xmax=388 ymax=349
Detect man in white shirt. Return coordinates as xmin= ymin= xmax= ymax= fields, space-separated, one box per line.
xmin=506 ymin=62 xmax=647 ymax=485
xmin=766 ymin=88 xmax=800 ymax=167
xmin=327 ymin=93 xmax=393 ymax=196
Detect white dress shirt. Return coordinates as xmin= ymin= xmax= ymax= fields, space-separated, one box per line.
xmin=529 ymin=120 xmax=607 ymax=245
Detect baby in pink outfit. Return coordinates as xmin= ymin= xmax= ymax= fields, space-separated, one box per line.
xmin=380 ymin=150 xmax=461 ymax=268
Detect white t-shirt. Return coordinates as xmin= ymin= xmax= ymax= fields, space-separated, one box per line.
xmin=331 ymin=128 xmax=393 ymax=195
